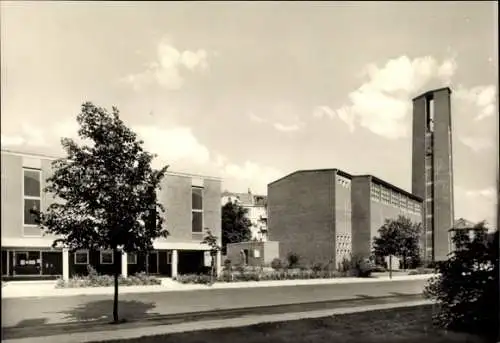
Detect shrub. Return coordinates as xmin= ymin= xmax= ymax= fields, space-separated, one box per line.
xmin=287 ymin=252 xmax=300 ymax=269
xmin=424 ymin=228 xmax=498 ymax=339
xmin=311 ymin=262 xmax=325 ymax=272
xmin=270 ymin=258 xmax=284 ymax=270
xmin=56 ymin=270 xmax=161 ymax=288
xmin=175 ymin=274 xmax=213 ymax=285
xmin=408 ymin=267 xmax=435 ymax=275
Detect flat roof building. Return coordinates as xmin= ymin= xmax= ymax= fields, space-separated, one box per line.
xmin=267 ymin=169 xmax=423 ymax=267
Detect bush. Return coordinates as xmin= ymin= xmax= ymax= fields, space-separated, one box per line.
xmin=311 ymin=262 xmax=325 ymax=272
xmin=287 ymin=252 xmax=300 ymax=269
xmin=424 ymin=228 xmax=498 ymax=339
xmin=408 ymin=267 xmax=435 ymax=275
xmin=270 ymin=258 xmax=284 ymax=270
xmin=175 ymin=274 xmax=213 ymax=285
xmin=56 ymin=270 xmax=161 ymax=288
xmin=338 ymin=255 xmax=373 ymax=278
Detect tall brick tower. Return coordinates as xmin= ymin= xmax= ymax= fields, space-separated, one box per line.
xmin=412 ymin=87 xmax=454 ymax=262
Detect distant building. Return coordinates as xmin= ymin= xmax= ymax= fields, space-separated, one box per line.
xmin=412 ymin=87 xmax=455 ymax=262
xmin=267 ymin=169 xmax=423 ymax=267
xmin=221 ymin=189 xmax=268 ymax=241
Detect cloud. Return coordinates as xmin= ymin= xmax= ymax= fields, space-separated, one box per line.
xmin=459 ymin=136 xmax=494 ymax=152
xmin=455 ymin=85 xmax=497 ymax=121
xmin=221 ymin=159 xmax=283 ymax=194
xmin=1 ymin=123 xmax=49 ymax=148
xmin=248 ymin=111 xmax=267 ymax=124
xmin=2 ymin=120 xmax=280 ymax=195
xmin=455 ymin=185 xmax=497 ymax=226
xmin=123 ymin=40 xmax=209 ymax=91
xmin=133 ymin=126 xmax=211 ymax=166
xmin=316 ymin=55 xmax=459 ymax=139
xmin=273 ymin=122 xmax=301 ymax=132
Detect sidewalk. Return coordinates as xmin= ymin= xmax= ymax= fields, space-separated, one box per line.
xmin=1 ymin=274 xmax=435 ymax=299
xmin=1 ymin=298 xmax=434 ymax=343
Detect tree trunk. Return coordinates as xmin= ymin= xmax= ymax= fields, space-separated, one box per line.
xmin=113 ymin=248 xmax=119 ymax=323
xmin=389 ymin=255 xmax=392 ymax=279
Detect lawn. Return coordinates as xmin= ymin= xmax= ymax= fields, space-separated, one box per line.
xmin=90 ymin=305 xmax=490 ymax=343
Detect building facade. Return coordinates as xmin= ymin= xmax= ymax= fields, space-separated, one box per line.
xmin=267 ymin=169 xmax=423 ymax=267
xmin=221 ymin=190 xmax=268 ymax=241
xmin=1 ymin=149 xmax=222 ymax=281
xmin=412 ymin=87 xmax=455 ymax=262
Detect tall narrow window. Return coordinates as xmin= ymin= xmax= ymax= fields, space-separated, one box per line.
xmin=426 ymin=97 xmax=435 ymax=132
xmin=23 ymin=168 xmax=42 ymax=227
xmin=192 ymin=186 xmax=203 ymax=233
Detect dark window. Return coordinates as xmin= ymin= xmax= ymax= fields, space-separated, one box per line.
xmin=192 ymin=187 xmax=203 ymax=210
xmin=23 ymin=169 xmax=41 ymax=197
xmin=192 ymin=211 xmax=203 ymax=233
xmin=24 ymin=199 xmax=40 ymax=226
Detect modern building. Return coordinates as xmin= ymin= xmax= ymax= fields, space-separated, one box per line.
xmin=412 ymin=87 xmax=455 ymax=262
xmin=1 ymin=149 xmax=222 ymax=281
xmin=221 ymin=189 xmax=268 ymax=241
xmin=267 ymin=169 xmax=423 ymax=267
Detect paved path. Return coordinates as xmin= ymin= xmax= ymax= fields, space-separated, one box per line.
xmin=2 ymin=299 xmax=434 ymax=343
xmin=2 ymin=278 xmax=428 ymax=328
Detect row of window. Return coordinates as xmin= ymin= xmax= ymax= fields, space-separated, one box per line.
xmin=336 ymin=177 xmax=351 ymax=189
xmin=73 ymin=250 xmax=172 ymax=265
xmin=22 ymin=168 xmax=206 ymax=234
xmin=370 ymin=183 xmax=421 ymax=213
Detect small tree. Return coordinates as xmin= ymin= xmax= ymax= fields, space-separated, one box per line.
xmin=33 ymin=102 xmax=169 ymax=323
xmin=221 ymin=201 xmax=252 ymax=254
xmin=372 ymin=215 xmax=421 ymax=278
xmin=424 ymin=223 xmax=498 ymax=339
xmin=202 ymin=228 xmax=221 ymax=284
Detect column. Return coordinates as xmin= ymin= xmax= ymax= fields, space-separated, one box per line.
xmin=62 ymin=249 xmax=69 ymax=282
xmin=216 ymin=250 xmax=222 ymax=277
xmin=171 ymin=250 xmax=178 ymax=278
xmin=121 ymin=252 xmax=128 ymax=278
xmin=6 ymin=251 xmax=10 ymax=276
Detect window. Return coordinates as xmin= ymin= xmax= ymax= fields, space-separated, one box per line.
xmin=380 ymin=187 xmax=390 ymax=204
xmin=370 ymin=183 xmax=380 ymax=202
xmin=399 ymin=195 xmax=407 ymax=209
xmin=414 ymin=202 xmax=422 ymax=214
xmin=100 ymin=250 xmax=114 ymax=265
xmin=74 ymin=250 xmax=89 ymax=265
xmin=23 ymin=169 xmax=42 ymax=226
xmin=127 ymin=253 xmax=137 ymax=265
xmin=192 ymin=186 xmax=203 ymax=233
xmin=166 ymin=251 xmax=172 ymax=264
xmin=391 ymin=191 xmax=399 ymax=207
xmin=426 ymin=98 xmax=435 ymax=132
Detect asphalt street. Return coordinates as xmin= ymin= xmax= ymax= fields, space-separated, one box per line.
xmin=2 ymin=278 xmax=428 ymax=330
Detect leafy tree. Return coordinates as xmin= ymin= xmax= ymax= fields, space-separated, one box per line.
xmin=424 ymin=222 xmax=498 ymax=339
xmin=202 ymin=228 xmax=221 ymax=283
xmin=372 ymin=215 xmax=421 ymax=278
xmin=221 ymin=201 xmax=252 ymax=254
xmin=34 ymin=102 xmax=169 ymax=323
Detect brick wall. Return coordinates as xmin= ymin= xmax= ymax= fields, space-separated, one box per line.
xmin=268 ymin=170 xmax=336 ymax=266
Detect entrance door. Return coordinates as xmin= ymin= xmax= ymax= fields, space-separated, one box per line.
xmin=147 ymin=252 xmax=159 ymax=274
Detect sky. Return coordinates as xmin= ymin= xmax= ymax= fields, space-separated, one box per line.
xmin=1 ymin=1 xmax=498 ymax=225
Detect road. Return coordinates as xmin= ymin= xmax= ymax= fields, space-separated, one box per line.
xmin=2 ymin=278 xmax=428 ymax=329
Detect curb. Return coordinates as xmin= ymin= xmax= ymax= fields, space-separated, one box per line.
xmin=1 ymin=274 xmax=435 ymax=299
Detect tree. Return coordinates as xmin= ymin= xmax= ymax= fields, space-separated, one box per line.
xmin=221 ymin=201 xmax=252 ymax=254
xmin=424 ymin=223 xmax=498 ymax=339
xmin=372 ymin=215 xmax=421 ymax=279
xmin=33 ymin=102 xmax=169 ymax=324
xmin=201 ymin=228 xmax=221 ymax=284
